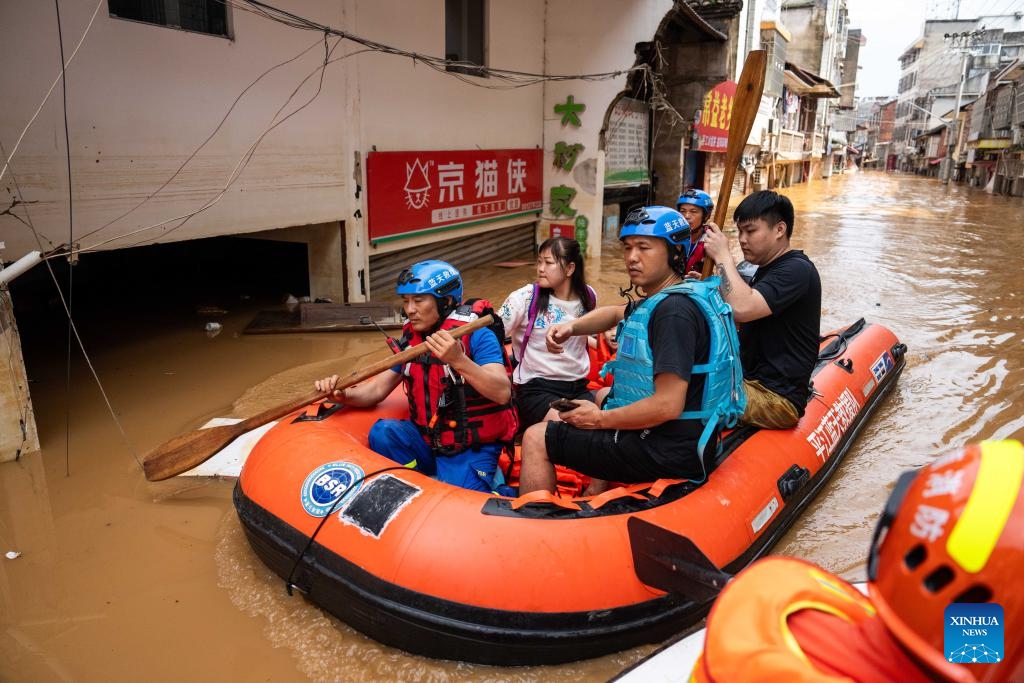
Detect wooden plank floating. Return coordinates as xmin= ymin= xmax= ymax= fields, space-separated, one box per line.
xmin=244 ymin=301 xmax=403 ymax=335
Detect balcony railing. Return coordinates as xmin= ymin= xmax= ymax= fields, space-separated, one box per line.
xmin=775 ymin=130 xmax=805 ymax=159
xmin=805 ymin=132 xmax=824 ymax=156
xmin=762 ymin=129 xmax=825 ymax=159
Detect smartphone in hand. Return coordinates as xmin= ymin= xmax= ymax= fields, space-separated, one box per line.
xmin=549 ymin=398 xmax=579 ymax=412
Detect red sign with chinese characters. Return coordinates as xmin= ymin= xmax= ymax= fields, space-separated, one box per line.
xmin=367 ymin=149 xmax=543 ymax=241
xmin=549 ymin=223 xmax=575 ymax=239
xmin=695 ymin=81 xmax=737 ymax=153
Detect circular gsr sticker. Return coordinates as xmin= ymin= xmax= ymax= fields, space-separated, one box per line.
xmin=300 ymin=461 xmax=365 ymax=517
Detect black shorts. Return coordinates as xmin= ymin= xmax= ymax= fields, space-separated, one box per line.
xmin=543 ymin=420 xmax=705 ymax=483
xmin=514 ymin=377 xmax=594 ymax=432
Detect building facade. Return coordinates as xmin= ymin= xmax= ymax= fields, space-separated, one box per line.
xmin=1 ymin=0 xmax=766 ymax=460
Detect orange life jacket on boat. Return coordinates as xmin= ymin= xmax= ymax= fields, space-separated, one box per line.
xmin=401 ymin=300 xmax=517 ymax=455
xmin=586 ymin=331 xmax=614 ymax=390
xmin=691 ymin=556 xmax=935 ymax=683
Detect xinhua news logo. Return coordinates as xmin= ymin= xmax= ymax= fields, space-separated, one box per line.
xmin=944 ymin=603 xmax=1004 ymax=664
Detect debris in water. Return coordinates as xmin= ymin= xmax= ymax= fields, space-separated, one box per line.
xmin=205 ymin=322 xmax=223 ymax=338
xmin=5 ymin=551 xmax=21 ymax=560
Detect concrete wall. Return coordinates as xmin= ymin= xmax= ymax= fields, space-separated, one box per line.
xmin=1 ymin=0 xmax=350 ymax=261
xmin=1 ymin=0 xmax=678 ymax=280
xmin=541 ymin=0 xmax=670 ymax=257
xmin=0 ymin=291 xmax=39 ymax=463
xmin=780 ymin=2 xmax=821 ymax=73
xmin=653 ymin=35 xmax=734 ymax=206
xmin=342 ymin=0 xmax=547 ymax=293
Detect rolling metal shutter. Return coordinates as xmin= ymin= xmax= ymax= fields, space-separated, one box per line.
xmin=368 ymin=222 xmax=536 ymax=300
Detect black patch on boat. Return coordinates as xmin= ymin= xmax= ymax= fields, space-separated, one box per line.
xmin=341 ymin=474 xmax=420 ymax=538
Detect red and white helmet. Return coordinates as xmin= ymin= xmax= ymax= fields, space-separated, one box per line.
xmin=867 ymin=439 xmax=1024 ymax=682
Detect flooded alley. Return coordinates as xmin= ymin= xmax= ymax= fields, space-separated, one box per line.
xmin=3 ymin=170 xmax=1024 ymax=681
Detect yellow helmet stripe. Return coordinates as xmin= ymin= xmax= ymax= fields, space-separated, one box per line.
xmin=947 ymin=440 xmax=1024 ymax=573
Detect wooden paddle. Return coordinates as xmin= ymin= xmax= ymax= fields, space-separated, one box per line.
xmin=142 ymin=314 xmax=495 ymax=481
xmin=700 ymin=49 xmax=767 ymax=280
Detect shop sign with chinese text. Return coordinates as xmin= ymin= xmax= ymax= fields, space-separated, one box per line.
xmin=695 ymin=81 xmax=737 ymax=153
xmin=604 ymin=97 xmax=650 ymax=186
xmin=367 ymin=149 xmax=543 ymax=242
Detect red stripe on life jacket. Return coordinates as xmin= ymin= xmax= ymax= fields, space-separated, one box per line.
xmin=401 ymin=300 xmax=517 ymax=454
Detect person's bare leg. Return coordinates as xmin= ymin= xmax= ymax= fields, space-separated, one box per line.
xmin=518 ymin=423 xmax=556 ymax=494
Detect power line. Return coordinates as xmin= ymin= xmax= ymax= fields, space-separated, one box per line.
xmin=224 ymin=0 xmax=641 ymax=89
xmin=0 ymin=0 xmax=105 ymax=185
xmin=73 ymin=34 xmax=330 ymax=244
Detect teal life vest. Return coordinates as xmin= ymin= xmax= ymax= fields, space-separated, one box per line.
xmin=602 ymin=277 xmax=746 ymax=476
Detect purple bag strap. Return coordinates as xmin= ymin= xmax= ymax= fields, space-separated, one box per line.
xmin=518 ymin=283 xmax=596 ymax=362
xmin=519 ymin=283 xmax=542 ymax=359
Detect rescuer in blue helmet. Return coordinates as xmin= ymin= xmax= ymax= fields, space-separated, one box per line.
xmin=315 ymin=259 xmax=517 ymax=492
xmin=517 ymin=204 xmax=744 ymax=499
xmin=676 ymin=188 xmax=715 ymax=276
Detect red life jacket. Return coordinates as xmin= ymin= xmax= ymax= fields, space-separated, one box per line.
xmin=685 ymin=235 xmax=706 ymax=274
xmin=400 ymin=299 xmax=517 ymax=455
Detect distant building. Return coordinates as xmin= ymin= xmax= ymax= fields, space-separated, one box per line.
xmin=894 ymin=14 xmax=1024 ymax=172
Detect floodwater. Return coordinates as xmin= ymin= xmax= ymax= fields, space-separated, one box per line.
xmin=3 ymin=170 xmax=1023 ymax=681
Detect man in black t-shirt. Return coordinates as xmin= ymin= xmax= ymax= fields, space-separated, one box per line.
xmin=517 ymin=206 xmax=714 ymax=496
xmin=703 ymin=190 xmax=821 ymax=429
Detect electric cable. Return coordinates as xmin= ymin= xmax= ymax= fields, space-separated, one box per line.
xmin=54 ymin=0 xmax=76 ymax=477
xmin=0 ymin=0 xmax=104 ymax=185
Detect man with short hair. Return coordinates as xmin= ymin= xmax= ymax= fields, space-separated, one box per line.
xmin=518 ymin=206 xmax=733 ymax=495
xmin=315 ymin=260 xmax=516 ymax=492
xmin=702 ymin=190 xmax=821 ymax=429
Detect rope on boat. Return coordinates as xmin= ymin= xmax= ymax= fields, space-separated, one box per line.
xmin=284 ymin=465 xmax=410 ymax=595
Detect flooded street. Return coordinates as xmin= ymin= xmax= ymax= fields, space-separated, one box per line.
xmin=3 ymin=170 xmax=1024 ymax=681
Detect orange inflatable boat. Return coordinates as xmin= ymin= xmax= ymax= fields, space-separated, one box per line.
xmin=234 ymin=318 xmax=905 ymax=665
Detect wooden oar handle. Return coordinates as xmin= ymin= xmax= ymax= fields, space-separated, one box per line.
xmin=142 ymin=314 xmax=495 ymax=481
xmin=239 ymin=313 xmax=495 ymax=431
xmin=340 ymin=313 xmax=492 ymax=388
xmin=701 ymin=50 xmax=767 ymax=281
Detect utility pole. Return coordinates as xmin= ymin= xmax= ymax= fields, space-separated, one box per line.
xmin=941 ymin=29 xmax=983 ymax=185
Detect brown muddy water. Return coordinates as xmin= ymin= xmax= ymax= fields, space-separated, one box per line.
xmin=3 ymin=171 xmax=1023 ymax=681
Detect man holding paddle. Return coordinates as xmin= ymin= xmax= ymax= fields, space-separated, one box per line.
xmin=701 ymin=190 xmax=820 ymax=429
xmin=315 ymin=260 xmax=517 ymax=492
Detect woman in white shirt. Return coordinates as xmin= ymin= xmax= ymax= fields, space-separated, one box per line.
xmin=498 ymin=237 xmax=596 ymax=430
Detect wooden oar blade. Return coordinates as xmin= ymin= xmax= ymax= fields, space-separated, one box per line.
xmin=141 ymin=314 xmax=495 ymax=482
xmin=702 ymin=49 xmax=768 ymax=280
xmin=143 ymin=423 xmax=246 ymax=481
xmin=712 ymin=49 xmax=767 ymax=227
xmin=628 ymin=517 xmax=731 ymax=603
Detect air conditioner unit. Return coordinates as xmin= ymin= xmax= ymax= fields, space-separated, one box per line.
xmin=1014 ymin=128 xmax=1024 ymax=146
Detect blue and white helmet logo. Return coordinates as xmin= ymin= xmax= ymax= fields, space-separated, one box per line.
xmin=300 ymin=461 xmax=365 ymax=517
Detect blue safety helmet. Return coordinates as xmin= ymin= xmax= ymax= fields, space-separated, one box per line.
xmin=676 ymin=188 xmax=715 ymax=221
xmin=620 ymin=206 xmax=691 ymax=248
xmin=396 ymin=259 xmax=463 ymax=303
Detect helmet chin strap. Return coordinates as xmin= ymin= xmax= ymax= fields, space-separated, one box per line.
xmin=669 ymin=244 xmax=688 ymax=276
xmin=434 ymin=296 xmax=457 ymax=327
